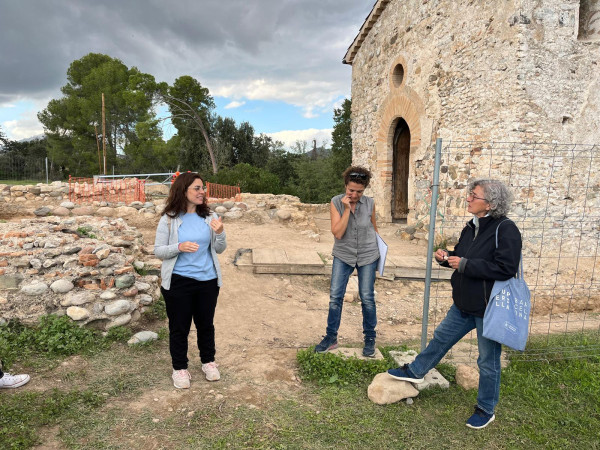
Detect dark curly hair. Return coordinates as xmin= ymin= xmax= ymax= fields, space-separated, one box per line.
xmin=162 ymin=172 xmax=211 ymax=218
xmin=342 ymin=166 xmax=372 ymax=187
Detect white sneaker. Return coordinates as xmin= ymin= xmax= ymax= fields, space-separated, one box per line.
xmin=172 ymin=369 xmax=191 ymax=389
xmin=201 ymin=362 xmax=220 ymax=381
xmin=0 ymin=373 xmax=31 ymax=389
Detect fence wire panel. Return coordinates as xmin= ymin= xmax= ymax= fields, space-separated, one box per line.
xmin=0 ymin=153 xmax=55 ymax=182
xmin=427 ymin=141 xmax=600 ymax=363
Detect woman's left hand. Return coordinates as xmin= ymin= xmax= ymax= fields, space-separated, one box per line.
xmin=447 ymin=256 xmax=461 ymax=270
xmin=210 ymin=216 xmax=224 ymax=234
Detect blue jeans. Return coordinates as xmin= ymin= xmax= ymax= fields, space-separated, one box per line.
xmin=409 ymin=304 xmax=502 ymax=415
xmin=325 ymin=257 xmax=378 ymax=340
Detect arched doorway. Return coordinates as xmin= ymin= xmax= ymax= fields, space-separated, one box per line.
xmin=392 ymin=118 xmax=410 ymax=222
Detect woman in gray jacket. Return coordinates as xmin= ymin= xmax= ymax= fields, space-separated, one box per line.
xmin=154 ymin=172 xmax=227 ymax=389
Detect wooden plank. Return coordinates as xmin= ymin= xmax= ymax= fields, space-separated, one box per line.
xmin=285 ymin=250 xmax=325 ymax=266
xmin=252 ymin=248 xmax=287 ymax=265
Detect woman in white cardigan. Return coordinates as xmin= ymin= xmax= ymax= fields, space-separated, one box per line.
xmin=154 ymin=172 xmax=227 ymax=389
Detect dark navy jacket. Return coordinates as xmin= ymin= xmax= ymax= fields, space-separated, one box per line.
xmin=441 ymin=215 xmax=522 ymax=317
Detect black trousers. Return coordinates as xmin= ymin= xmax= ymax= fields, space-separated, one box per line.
xmin=161 ymin=274 xmax=219 ymax=370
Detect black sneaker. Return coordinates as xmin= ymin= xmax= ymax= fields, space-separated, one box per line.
xmin=466 ymin=406 xmax=495 ymax=429
xmin=314 ymin=335 xmax=338 ymax=353
xmin=362 ymin=338 xmax=376 ymax=357
xmin=387 ymin=364 xmax=424 ymax=383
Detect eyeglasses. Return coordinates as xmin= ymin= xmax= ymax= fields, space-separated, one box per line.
xmin=349 ymin=172 xmax=367 ymax=179
xmin=467 ymin=191 xmax=487 ymax=201
xmin=189 ymin=186 xmax=207 ymax=192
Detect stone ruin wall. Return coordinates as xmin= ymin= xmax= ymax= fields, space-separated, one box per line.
xmin=0 ymin=182 xmax=331 ymax=327
xmin=350 ymin=0 xmax=600 ymax=227
xmin=0 ymin=216 xmax=160 ymax=329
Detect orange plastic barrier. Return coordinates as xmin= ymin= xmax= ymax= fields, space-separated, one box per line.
xmin=69 ymin=176 xmax=146 ymax=204
xmin=206 ymin=182 xmax=241 ymax=202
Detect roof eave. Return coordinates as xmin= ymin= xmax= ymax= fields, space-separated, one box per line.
xmin=343 ymin=0 xmax=391 ymax=65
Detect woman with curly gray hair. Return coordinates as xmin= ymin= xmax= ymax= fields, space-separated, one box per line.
xmin=388 ymin=178 xmax=522 ymax=430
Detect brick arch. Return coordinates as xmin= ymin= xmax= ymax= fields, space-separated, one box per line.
xmin=375 ymin=93 xmax=423 ymax=222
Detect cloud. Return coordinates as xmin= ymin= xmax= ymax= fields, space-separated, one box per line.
xmin=224 ymin=101 xmax=246 ymax=109
xmin=2 ymin=118 xmax=44 ymax=141
xmin=0 ymin=1 xmax=373 ymax=138
xmin=266 ymin=128 xmax=333 ymax=150
xmin=213 ymin=78 xmax=344 ymax=119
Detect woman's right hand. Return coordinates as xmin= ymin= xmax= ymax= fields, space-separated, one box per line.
xmin=178 ymin=241 xmax=199 ymax=252
xmin=341 ymin=195 xmax=352 ymax=209
xmin=434 ymin=249 xmax=448 ymax=262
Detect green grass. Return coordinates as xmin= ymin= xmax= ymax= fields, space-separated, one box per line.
xmin=1 ymin=322 xmax=599 ymax=449
xmin=0 ymin=180 xmax=45 ymax=185
xmin=143 ymin=295 xmax=167 ymax=321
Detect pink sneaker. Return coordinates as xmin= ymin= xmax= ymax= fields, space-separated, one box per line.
xmin=0 ymin=373 xmax=31 ymax=389
xmin=172 ymin=369 xmax=191 ymax=389
xmin=201 ymin=362 xmax=220 ymax=381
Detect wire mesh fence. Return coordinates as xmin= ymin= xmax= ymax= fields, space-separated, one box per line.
xmin=0 ymin=153 xmax=60 ymax=183
xmin=425 ymin=140 xmax=600 ymax=363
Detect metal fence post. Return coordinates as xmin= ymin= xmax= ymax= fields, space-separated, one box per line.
xmin=421 ymin=138 xmax=443 ymax=352
xmin=45 ymin=157 xmax=49 ymax=184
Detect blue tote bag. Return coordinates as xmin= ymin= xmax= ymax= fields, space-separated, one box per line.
xmin=482 ymin=221 xmax=531 ymax=351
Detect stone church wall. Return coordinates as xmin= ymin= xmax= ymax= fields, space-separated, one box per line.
xmin=349 ymin=0 xmax=600 ymax=226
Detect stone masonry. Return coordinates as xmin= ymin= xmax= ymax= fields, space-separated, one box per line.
xmin=344 ymin=0 xmax=600 ymax=225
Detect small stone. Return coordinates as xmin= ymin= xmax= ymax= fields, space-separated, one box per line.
xmin=106 ymin=313 xmax=132 ymax=329
xmin=61 ymin=291 xmax=95 ymax=307
xmin=138 ymin=294 xmax=154 ymax=305
xmin=128 ymin=331 xmax=159 ymax=345
xmin=95 ymin=248 xmax=111 ymax=259
xmin=60 ymin=201 xmax=75 ymax=209
xmin=43 ymin=259 xmax=59 ymax=269
xmin=52 ymin=206 xmax=71 ymax=217
xmin=100 ymin=291 xmax=117 ymax=300
xmin=20 ymin=281 xmax=49 ymax=296
xmin=135 ymin=281 xmax=151 ymax=292
xmin=67 ymin=306 xmax=90 ymax=321
xmin=115 ymin=273 xmax=135 ymax=289
xmin=224 ymin=211 xmax=243 ymax=220
xmin=34 ymin=207 xmax=51 ymax=216
xmin=122 ymin=287 xmax=138 ymax=297
xmin=215 ymin=206 xmax=227 ymax=214
xmin=51 ymin=279 xmax=75 ymax=293
xmin=276 ymin=210 xmax=292 ymax=221
xmin=105 ymin=299 xmax=133 ymax=316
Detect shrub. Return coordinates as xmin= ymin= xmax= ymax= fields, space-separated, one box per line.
xmin=208 ymin=163 xmax=281 ymax=194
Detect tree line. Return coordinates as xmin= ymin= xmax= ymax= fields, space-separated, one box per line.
xmin=1 ymin=53 xmax=352 ymax=203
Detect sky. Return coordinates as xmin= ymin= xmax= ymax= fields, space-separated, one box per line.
xmin=0 ymin=0 xmax=374 ymax=149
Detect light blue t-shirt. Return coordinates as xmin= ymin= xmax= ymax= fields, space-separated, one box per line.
xmin=173 ymin=213 xmax=217 ymax=281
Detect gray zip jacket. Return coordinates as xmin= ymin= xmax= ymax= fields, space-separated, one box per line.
xmin=154 ymin=212 xmax=227 ymax=289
